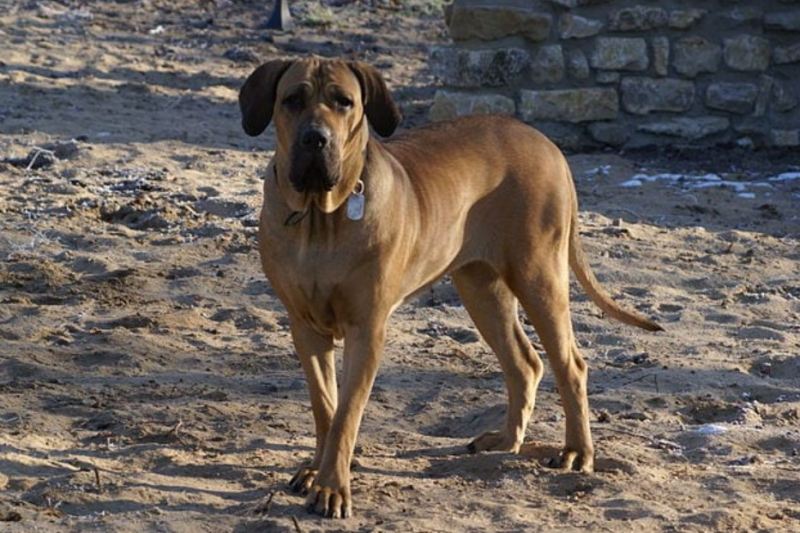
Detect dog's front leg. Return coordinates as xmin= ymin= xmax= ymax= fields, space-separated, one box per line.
xmin=306 ymin=319 xmax=387 ymax=519
xmin=288 ymin=319 xmax=336 ymax=495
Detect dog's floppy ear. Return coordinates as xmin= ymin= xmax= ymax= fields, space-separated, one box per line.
xmin=239 ymin=60 xmax=293 ymax=137
xmin=348 ymin=61 xmax=402 ymax=137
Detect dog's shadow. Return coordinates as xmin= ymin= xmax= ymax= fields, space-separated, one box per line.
xmin=362 ymin=441 xmax=635 ymax=486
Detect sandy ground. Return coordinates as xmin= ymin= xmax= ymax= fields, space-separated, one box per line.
xmin=1 ymin=1 xmax=799 ymax=531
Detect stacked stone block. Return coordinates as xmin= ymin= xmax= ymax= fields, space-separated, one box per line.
xmin=430 ymin=0 xmax=800 ymax=149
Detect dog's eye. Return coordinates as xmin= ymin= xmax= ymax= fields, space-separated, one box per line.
xmin=283 ymin=93 xmax=304 ymax=110
xmin=334 ymin=95 xmax=353 ymax=109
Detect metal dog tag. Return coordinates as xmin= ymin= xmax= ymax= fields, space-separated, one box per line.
xmin=346 ymin=180 xmax=365 ymax=221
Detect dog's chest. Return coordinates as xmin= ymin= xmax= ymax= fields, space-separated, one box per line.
xmin=262 ymin=241 xmax=349 ymax=337
xmin=294 ymin=283 xmax=340 ymax=336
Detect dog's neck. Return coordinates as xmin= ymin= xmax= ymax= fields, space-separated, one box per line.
xmin=272 ymin=159 xmax=366 ymax=226
xmin=273 ymin=124 xmax=369 ymax=218
xmin=270 ymin=147 xmax=375 ymax=239
xmin=273 ymin=157 xmax=366 ymax=221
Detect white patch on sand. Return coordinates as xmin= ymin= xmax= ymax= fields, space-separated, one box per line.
xmin=619 ymin=170 xmax=800 ymax=199
xmin=769 ymin=172 xmax=800 ymax=182
xmin=693 ymin=424 xmax=729 ymax=435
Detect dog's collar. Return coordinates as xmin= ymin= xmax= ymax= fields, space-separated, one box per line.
xmin=273 ymin=164 xmax=366 ymax=225
xmin=273 ymin=165 xmax=309 ymax=226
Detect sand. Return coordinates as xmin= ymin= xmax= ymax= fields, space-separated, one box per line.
xmin=1 ymin=1 xmax=799 ymax=531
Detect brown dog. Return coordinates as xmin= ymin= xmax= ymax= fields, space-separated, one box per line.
xmin=239 ymin=57 xmax=661 ymax=519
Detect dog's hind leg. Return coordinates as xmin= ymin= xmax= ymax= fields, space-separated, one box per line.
xmin=510 ymin=259 xmax=594 ymax=473
xmin=288 ymin=320 xmax=337 ymax=495
xmin=453 ymin=262 xmax=544 ymax=454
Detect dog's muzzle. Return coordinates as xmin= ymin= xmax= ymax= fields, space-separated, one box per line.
xmin=301 ymin=127 xmax=330 ymax=151
xmin=290 ymin=125 xmax=339 ymax=192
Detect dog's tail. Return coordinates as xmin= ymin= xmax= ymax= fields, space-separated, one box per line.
xmin=569 ymin=221 xmax=663 ymax=331
xmin=567 ymin=185 xmax=663 ymax=332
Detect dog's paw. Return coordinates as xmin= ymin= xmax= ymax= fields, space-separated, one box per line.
xmin=547 ymin=447 xmax=594 ymax=473
xmin=467 ymin=430 xmax=521 ymax=454
xmin=305 ymin=479 xmax=351 ymax=519
xmin=289 ymin=466 xmax=318 ymax=495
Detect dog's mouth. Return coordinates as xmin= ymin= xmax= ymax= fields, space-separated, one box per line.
xmin=289 ymin=147 xmax=341 ymax=194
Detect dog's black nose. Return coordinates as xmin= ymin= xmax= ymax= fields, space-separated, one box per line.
xmin=301 ymin=128 xmax=330 ymax=150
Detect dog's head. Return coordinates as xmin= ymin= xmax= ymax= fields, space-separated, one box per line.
xmin=239 ymin=57 xmax=401 ymax=212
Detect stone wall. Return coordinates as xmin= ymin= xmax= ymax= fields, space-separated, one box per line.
xmin=429 ymin=0 xmax=800 ymax=149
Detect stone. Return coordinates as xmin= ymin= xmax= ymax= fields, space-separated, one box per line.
xmin=519 ymin=88 xmax=619 ymax=123
xmin=608 ymin=6 xmax=667 ymax=31
xmin=764 ymin=11 xmax=800 ymax=31
xmin=588 ymin=122 xmax=630 ymax=146
xmin=223 ymin=46 xmax=259 ymax=63
xmin=774 ymin=43 xmax=800 ymax=64
xmin=447 ymin=6 xmax=552 ymax=42
xmin=596 ymin=71 xmax=620 ymax=83
xmin=723 ymin=8 xmax=763 ymax=25
xmin=735 ymin=117 xmax=768 ymax=137
xmin=567 ymin=49 xmax=590 ymax=80
xmin=559 ymin=14 xmax=603 ymax=39
xmin=773 ymin=81 xmax=798 ymax=112
xmin=428 ymin=91 xmax=515 ymax=122
xmin=652 ymin=37 xmax=669 ymax=76
xmin=531 ymin=122 xmax=585 ymax=151
xmin=771 ymin=129 xmax=800 ymax=147
xmin=620 ymin=77 xmax=695 ymax=115
xmin=673 ymin=37 xmax=721 ymax=77
xmin=590 ymin=37 xmax=648 ymax=71
xmin=753 ymin=75 xmax=774 ymax=117
xmin=42 ymin=140 xmax=81 ymax=160
xmin=669 ymin=9 xmax=706 ymax=29
xmin=705 ymin=82 xmax=759 ymax=114
xmin=530 ymin=45 xmax=564 ymax=85
xmin=7 ymin=148 xmax=56 ymax=169
xmin=431 ymin=47 xmax=530 ymax=88
xmin=724 ymin=35 xmax=771 ymax=71
xmin=638 ymin=117 xmax=730 ymax=140
xmin=546 ymin=0 xmax=613 ymax=7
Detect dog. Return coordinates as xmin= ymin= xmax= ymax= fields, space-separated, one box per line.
xmin=238 ymin=57 xmax=662 ymax=519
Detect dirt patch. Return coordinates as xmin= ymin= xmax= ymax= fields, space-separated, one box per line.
xmin=0 ymin=1 xmax=799 ymax=532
